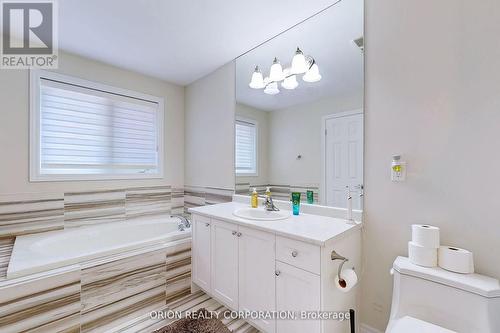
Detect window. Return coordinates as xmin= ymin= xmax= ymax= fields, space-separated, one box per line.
xmin=235 ymin=118 xmax=257 ymax=176
xmin=30 ymin=70 xmax=164 ymax=181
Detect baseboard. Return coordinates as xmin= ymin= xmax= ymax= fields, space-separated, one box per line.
xmin=359 ymin=323 xmax=384 ymax=333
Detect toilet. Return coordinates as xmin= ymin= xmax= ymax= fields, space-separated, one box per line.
xmin=386 ymin=256 xmax=500 ymax=333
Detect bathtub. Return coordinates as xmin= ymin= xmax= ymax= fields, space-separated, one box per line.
xmin=7 ymin=216 xmax=191 ymax=279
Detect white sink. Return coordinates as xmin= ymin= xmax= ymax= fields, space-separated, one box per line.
xmin=233 ymin=208 xmax=290 ymax=221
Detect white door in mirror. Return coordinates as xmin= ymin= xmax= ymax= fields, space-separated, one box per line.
xmin=233 ymin=208 xmax=290 ymax=221
xmin=324 ymin=112 xmax=363 ymax=209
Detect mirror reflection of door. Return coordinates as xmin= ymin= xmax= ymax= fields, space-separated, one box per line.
xmin=324 ymin=111 xmax=363 ymax=209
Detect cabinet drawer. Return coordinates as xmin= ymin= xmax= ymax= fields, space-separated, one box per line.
xmin=276 ymin=236 xmax=320 ymax=275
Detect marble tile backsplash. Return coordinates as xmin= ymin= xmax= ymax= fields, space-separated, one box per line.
xmin=236 ymin=182 xmax=320 ymax=203
xmin=184 ymin=186 xmax=233 ymax=216
xmin=65 ymin=190 xmax=126 ymax=228
xmin=0 ymin=193 xmax=64 ymax=238
xmin=125 ymin=186 xmax=172 ymax=219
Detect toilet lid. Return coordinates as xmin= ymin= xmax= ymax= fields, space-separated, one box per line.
xmin=389 ymin=316 xmax=456 ymax=333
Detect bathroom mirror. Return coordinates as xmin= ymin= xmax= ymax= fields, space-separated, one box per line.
xmin=234 ymin=0 xmax=364 ymax=209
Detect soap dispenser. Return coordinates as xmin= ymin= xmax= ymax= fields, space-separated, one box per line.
xmin=251 ymin=188 xmax=258 ymax=208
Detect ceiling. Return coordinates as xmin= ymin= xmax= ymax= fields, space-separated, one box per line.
xmin=235 ymin=0 xmax=363 ymax=111
xmin=58 ymin=0 xmax=343 ymax=86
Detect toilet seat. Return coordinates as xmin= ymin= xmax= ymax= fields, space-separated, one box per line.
xmin=387 ymin=316 xmax=457 ymax=333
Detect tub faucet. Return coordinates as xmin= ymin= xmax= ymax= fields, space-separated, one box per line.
xmin=172 ymin=215 xmax=191 ymax=231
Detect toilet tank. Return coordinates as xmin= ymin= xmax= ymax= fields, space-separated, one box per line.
xmin=389 ymin=257 xmax=500 ymax=333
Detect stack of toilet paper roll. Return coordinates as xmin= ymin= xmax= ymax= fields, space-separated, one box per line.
xmin=409 ymin=224 xmax=474 ymax=273
xmin=409 ymin=224 xmax=440 ymax=267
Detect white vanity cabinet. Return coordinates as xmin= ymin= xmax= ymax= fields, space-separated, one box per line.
xmin=211 ymin=219 xmax=239 ymax=309
xmin=192 ymin=214 xmax=211 ymax=291
xmin=238 ymin=225 xmax=276 ymax=333
xmin=276 ymin=261 xmax=321 ymax=333
xmin=191 ymin=206 xmax=361 ymax=333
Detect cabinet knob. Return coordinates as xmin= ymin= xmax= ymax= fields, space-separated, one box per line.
xmin=232 ymin=231 xmax=237 ymax=236
xmin=205 ymin=223 xmax=210 ymax=227
xmin=236 ymin=232 xmax=242 ymax=237
xmin=275 ymin=270 xmax=281 ymax=276
xmin=291 ymin=250 xmax=298 ymax=257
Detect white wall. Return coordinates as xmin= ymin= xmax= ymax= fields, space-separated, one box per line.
xmin=185 ymin=62 xmax=235 ymax=189
xmin=235 ymin=103 xmax=270 ymax=186
xmin=362 ymin=0 xmax=500 ymax=330
xmin=268 ymin=93 xmax=362 ymax=186
xmin=0 ymin=52 xmax=184 ymax=194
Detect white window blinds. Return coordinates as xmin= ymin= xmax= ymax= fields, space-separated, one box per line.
xmin=235 ymin=119 xmax=257 ymax=175
xmin=35 ymin=76 xmax=162 ymax=179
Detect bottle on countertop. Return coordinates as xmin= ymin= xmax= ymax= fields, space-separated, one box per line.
xmin=251 ymin=188 xmax=258 ymax=208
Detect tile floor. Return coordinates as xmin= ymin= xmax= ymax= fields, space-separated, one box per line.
xmin=112 ymin=290 xmax=260 ymax=333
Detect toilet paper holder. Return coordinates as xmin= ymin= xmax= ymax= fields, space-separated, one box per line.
xmin=331 ymin=250 xmax=351 ymax=281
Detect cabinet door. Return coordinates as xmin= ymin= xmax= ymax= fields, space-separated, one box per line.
xmin=238 ymin=226 xmax=276 ymax=333
xmin=211 ymin=219 xmax=239 ymax=309
xmin=276 ymin=261 xmax=321 ymax=333
xmin=192 ymin=214 xmax=211 ymax=291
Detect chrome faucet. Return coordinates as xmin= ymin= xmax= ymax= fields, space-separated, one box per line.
xmin=172 ymin=214 xmax=191 ymax=231
xmin=260 ymin=195 xmax=280 ymax=211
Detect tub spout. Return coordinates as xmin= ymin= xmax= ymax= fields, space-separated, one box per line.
xmin=172 ymin=215 xmax=191 ymax=230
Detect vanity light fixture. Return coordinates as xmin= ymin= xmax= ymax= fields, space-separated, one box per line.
xmin=249 ymin=66 xmax=265 ymax=89
xmin=303 ymin=63 xmax=322 ymax=82
xmin=269 ymin=57 xmax=285 ymax=82
xmin=249 ymin=47 xmax=321 ymax=95
xmin=291 ymin=47 xmax=308 ymax=74
xmin=264 ymin=81 xmax=280 ymax=95
xmin=281 ymin=68 xmax=299 ymax=90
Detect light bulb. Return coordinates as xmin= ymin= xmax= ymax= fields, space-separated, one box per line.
xmin=249 ymin=66 xmax=265 ymax=89
xmin=269 ymin=57 xmax=284 ymax=82
xmin=303 ymin=63 xmax=322 ymax=83
xmin=291 ymin=47 xmax=308 ymax=74
xmin=264 ymin=81 xmax=280 ymax=95
xmin=281 ymin=74 xmax=298 ymax=90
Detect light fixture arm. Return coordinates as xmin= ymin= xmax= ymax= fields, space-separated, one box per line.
xmin=306 ymin=56 xmax=316 ymax=70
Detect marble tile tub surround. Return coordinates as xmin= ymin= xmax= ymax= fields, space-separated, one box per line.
xmin=0 ymin=192 xmax=64 ymax=238
xmin=0 ymin=186 xmax=232 ymax=280
xmin=0 ymin=265 xmax=82 ymax=333
xmin=0 ymin=238 xmax=194 ymax=333
xmin=0 ymin=186 xmax=174 ymax=239
xmin=0 ymin=239 xmax=14 ymax=281
xmin=65 ymin=189 xmax=127 ymax=228
xmin=126 ymin=186 xmax=173 ymax=219
xmin=80 ymin=248 xmax=168 ymax=333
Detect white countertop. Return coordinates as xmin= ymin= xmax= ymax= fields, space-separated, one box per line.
xmin=189 ymin=202 xmax=361 ymax=246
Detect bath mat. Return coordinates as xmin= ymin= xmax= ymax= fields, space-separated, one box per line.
xmin=154 ymin=308 xmax=231 ymax=333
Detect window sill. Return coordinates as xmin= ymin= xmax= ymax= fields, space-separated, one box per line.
xmin=29 ymin=173 xmax=164 ymax=182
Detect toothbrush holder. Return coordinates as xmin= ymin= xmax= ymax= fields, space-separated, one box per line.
xmin=291 ymin=192 xmax=301 ymax=215
xmin=306 ymin=190 xmax=314 ymax=204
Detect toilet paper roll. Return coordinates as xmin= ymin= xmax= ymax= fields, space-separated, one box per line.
xmin=408 ymin=241 xmax=437 ymax=267
xmin=438 ymin=246 xmax=474 ymax=274
xmin=412 ymin=224 xmax=440 ymax=248
xmin=335 ymin=268 xmax=358 ymax=292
